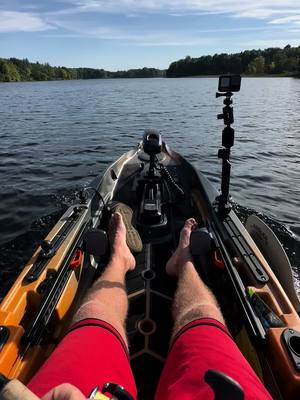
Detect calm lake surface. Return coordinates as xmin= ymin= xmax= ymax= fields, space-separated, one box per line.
xmin=0 ymin=77 xmax=299 ymax=298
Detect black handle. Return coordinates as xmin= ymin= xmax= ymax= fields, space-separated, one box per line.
xmin=204 ymin=370 xmax=244 ymax=400
xmin=102 ymin=383 xmax=134 ymax=400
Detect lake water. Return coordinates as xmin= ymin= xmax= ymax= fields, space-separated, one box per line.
xmin=0 ymin=77 xmax=299 ymax=298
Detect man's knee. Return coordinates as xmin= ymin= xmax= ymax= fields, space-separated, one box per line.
xmin=73 ymin=300 xmax=102 ymax=323
xmin=173 ymin=304 xmax=225 ymax=334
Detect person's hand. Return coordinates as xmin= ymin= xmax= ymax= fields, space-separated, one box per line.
xmin=42 ymin=384 xmax=86 ymax=400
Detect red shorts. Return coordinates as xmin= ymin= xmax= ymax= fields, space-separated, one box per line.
xmin=28 ymin=318 xmax=271 ymax=400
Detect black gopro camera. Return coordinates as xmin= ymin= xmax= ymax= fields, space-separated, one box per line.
xmin=218 ymin=75 xmax=241 ymax=92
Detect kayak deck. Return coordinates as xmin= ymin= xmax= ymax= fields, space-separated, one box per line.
xmin=97 ymin=148 xmax=242 ymax=398
xmin=1 ymin=140 xmax=300 ymax=399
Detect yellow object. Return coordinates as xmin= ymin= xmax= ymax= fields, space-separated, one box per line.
xmin=93 ymin=392 xmax=110 ymax=400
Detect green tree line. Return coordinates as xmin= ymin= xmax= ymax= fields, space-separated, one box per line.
xmin=0 ymin=58 xmax=165 ymax=82
xmin=167 ymin=45 xmax=300 ymax=77
xmin=1 ymin=45 xmax=300 ymax=82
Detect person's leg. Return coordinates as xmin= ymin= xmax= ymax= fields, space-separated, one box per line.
xmin=72 ymin=212 xmax=135 ymax=341
xmin=155 ymin=219 xmax=271 ymax=400
xmin=166 ymin=218 xmax=224 ymax=337
xmin=28 ymin=213 xmax=137 ymax=398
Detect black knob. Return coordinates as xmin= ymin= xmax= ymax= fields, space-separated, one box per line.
xmin=41 ymin=240 xmax=53 ymax=252
xmin=102 ymin=383 xmax=134 ymax=400
xmin=79 ymin=189 xmax=88 ymax=204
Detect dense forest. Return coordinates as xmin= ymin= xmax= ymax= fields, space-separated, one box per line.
xmin=167 ymin=45 xmax=300 ymax=77
xmin=0 ymin=58 xmax=165 ymax=82
xmin=1 ymin=45 xmax=299 ymax=82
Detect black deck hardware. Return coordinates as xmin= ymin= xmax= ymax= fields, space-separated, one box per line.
xmin=160 ymin=164 xmax=184 ymax=198
xmin=190 ymin=228 xmax=213 ymax=256
xmin=138 ymin=130 xmax=184 ymax=231
xmin=21 ymin=221 xmax=89 ymax=349
xmin=83 ymin=229 xmax=108 ymax=258
xmin=23 ymin=206 xmax=85 ymax=283
xmin=211 ymin=218 xmax=266 ymax=342
xmin=37 ymin=273 xmax=56 ymax=296
xmin=143 ymin=130 xmax=162 ymax=177
xmin=138 ymin=131 xmax=166 ymax=227
xmin=224 ymin=218 xmax=269 ymax=283
xmin=282 ymin=329 xmax=300 ymax=373
xmin=40 ymin=240 xmax=55 ymax=259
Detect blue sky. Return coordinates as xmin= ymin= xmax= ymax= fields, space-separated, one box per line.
xmin=0 ymin=1 xmax=299 ymax=70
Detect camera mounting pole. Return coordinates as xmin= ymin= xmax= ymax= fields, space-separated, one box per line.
xmin=215 ymin=89 xmax=235 ymax=218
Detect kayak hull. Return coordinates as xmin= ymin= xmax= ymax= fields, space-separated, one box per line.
xmin=1 ymin=140 xmax=300 ymax=399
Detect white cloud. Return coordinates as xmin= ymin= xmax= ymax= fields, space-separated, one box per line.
xmin=269 ymin=15 xmax=300 ymax=24
xmin=0 ymin=11 xmax=54 ymax=32
xmin=63 ymin=0 xmax=300 ymax=19
xmin=45 ymin=22 xmax=215 ymax=46
xmin=43 ymin=5 xmax=296 ymax=46
xmin=2 ymin=0 xmax=300 ymax=45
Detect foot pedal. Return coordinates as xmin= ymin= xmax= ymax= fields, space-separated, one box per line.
xmin=83 ymin=229 xmax=108 ymax=257
xmin=190 ymin=228 xmax=213 ymax=257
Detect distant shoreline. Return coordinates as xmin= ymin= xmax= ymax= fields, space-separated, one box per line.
xmin=0 ymin=74 xmax=297 ymax=84
xmin=167 ymin=74 xmax=296 ymax=78
xmin=166 ymin=46 xmax=299 ymax=78
xmin=1 ymin=45 xmax=299 ymax=82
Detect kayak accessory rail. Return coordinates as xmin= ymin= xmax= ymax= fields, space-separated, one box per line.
xmin=211 ymin=216 xmax=266 ymax=342
xmin=23 ymin=205 xmax=88 ymax=283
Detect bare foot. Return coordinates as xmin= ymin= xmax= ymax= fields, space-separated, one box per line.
xmin=109 ymin=212 xmax=136 ymax=272
xmin=166 ymin=218 xmax=198 ymax=277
